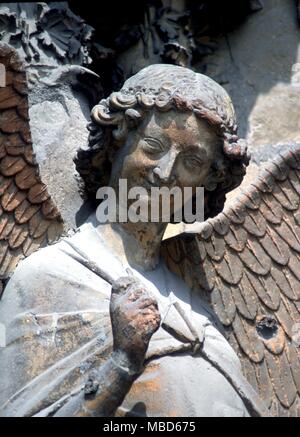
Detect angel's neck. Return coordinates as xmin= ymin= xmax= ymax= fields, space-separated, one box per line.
xmin=96 ymin=221 xmax=167 ymax=271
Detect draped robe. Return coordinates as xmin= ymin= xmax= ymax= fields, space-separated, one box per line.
xmin=0 ymin=221 xmax=267 ymax=417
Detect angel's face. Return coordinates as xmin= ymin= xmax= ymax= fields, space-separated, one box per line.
xmin=109 ymin=109 xmax=219 ymax=219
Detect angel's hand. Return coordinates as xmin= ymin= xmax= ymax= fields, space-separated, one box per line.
xmin=110 ymin=275 xmax=161 ymax=373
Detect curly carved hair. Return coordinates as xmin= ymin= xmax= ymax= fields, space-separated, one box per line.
xmin=75 ymin=64 xmax=250 ymax=219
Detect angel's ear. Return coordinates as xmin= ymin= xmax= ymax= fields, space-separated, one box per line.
xmin=112 ymin=108 xmax=143 ymax=140
xmin=111 ymin=116 xmax=128 ymax=142
xmin=204 ymin=153 xmax=229 ymax=192
xmin=109 ymin=109 xmax=144 ymax=159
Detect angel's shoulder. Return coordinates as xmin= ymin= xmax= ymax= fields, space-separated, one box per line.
xmin=7 ymin=243 xmax=70 ymax=287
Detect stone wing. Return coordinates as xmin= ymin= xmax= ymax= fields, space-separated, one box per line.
xmin=0 ymin=43 xmax=64 ymax=296
xmin=162 ymin=145 xmax=300 ymax=417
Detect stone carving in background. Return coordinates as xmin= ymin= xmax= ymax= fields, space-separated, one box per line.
xmin=0 ymin=2 xmax=103 ymax=228
xmin=0 ymin=2 xmax=93 ymax=66
xmin=70 ymin=0 xmax=263 ymax=92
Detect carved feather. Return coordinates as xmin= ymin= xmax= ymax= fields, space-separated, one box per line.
xmin=0 ymin=43 xmax=64 ymax=293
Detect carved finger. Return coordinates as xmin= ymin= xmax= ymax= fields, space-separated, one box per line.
xmin=135 ymin=296 xmax=159 ymax=310
xmin=140 ymin=306 xmax=160 ymax=316
xmin=111 ymin=276 xmax=138 ymax=296
xmin=125 ymin=287 xmax=147 ymax=302
xmin=141 ymin=315 xmax=161 ymax=339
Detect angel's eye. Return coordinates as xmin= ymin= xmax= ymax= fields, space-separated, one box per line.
xmin=183 ymin=156 xmax=203 ymax=170
xmin=142 ymin=137 xmax=165 ymax=155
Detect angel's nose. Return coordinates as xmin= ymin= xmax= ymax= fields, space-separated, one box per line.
xmin=152 ymin=150 xmax=177 ymax=184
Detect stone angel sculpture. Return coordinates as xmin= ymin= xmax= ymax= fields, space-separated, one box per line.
xmin=0 ymin=46 xmax=299 ymax=417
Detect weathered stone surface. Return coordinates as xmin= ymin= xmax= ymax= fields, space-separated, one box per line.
xmin=248 ymin=84 xmax=300 ymax=147
xmin=200 ymin=0 xmax=300 ymax=151
xmin=29 ymin=77 xmax=95 ymax=227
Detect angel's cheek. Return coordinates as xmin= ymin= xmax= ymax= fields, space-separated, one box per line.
xmin=120 ymin=152 xmax=154 ymax=186
xmin=175 ymin=162 xmax=210 ymax=190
